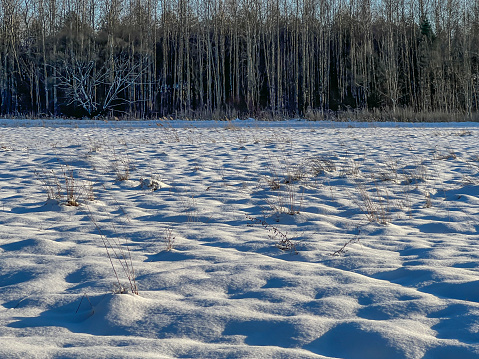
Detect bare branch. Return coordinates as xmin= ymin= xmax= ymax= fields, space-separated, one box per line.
xmin=57 ymin=55 xmax=147 ymax=117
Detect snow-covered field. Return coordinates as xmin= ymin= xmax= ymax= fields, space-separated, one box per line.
xmin=1 ymin=118 xmax=479 ymax=359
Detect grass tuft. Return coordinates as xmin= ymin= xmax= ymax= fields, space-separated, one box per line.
xmin=35 ymin=162 xmax=94 ymax=206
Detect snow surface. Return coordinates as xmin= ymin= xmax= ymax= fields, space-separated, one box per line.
xmin=1 ymin=118 xmax=479 ymax=358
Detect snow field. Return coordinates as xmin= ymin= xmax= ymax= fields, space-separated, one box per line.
xmin=0 ymin=120 xmax=479 ymax=358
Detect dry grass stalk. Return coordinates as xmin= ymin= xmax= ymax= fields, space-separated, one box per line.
xmin=85 ymin=205 xmax=138 ymax=295
xmin=247 ymin=215 xmax=298 ymax=254
xmin=35 ymin=162 xmax=94 ymax=206
xmin=331 ymin=229 xmax=361 ymax=256
xmin=164 ymin=227 xmax=175 ymax=251
xmin=354 ymin=181 xmax=391 ymax=224
xmin=309 ymin=157 xmax=336 ymax=176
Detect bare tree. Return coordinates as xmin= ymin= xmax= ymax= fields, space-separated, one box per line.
xmin=59 ymin=56 xmax=146 ymax=117
xmin=2 ymin=0 xmax=479 ymax=118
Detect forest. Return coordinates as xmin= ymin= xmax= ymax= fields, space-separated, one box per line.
xmin=1 ymin=0 xmax=478 ymax=119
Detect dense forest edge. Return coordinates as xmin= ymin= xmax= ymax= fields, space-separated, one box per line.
xmin=1 ymin=0 xmax=478 ymax=120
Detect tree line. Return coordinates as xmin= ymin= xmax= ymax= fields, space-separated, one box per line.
xmin=1 ymin=0 xmax=478 ymax=119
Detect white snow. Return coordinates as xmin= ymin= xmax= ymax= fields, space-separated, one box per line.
xmin=1 ymin=118 xmax=479 ymax=358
